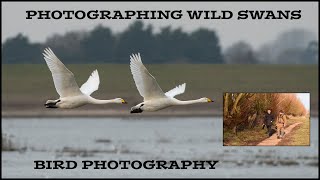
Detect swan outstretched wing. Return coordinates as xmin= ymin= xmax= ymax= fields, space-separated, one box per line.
xmin=130 ymin=53 xmax=166 ymax=101
xmin=43 ymin=47 xmax=82 ymax=97
xmin=80 ymin=69 xmax=100 ymax=96
xmin=165 ymin=83 xmax=186 ymax=98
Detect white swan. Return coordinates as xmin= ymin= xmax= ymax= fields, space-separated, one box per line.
xmin=43 ymin=47 xmax=127 ymax=108
xmin=129 ymin=53 xmax=213 ymax=113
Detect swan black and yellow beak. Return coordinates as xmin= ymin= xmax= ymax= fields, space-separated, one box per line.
xmin=207 ymin=98 xmax=214 ymax=103
xmin=121 ymin=99 xmax=128 ymax=104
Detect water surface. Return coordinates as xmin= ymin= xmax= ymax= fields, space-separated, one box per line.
xmin=2 ymin=117 xmax=318 ymax=178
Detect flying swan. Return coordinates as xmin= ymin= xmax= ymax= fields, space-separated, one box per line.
xmin=43 ymin=47 xmax=127 ymax=108
xmin=129 ymin=53 xmax=214 ymax=113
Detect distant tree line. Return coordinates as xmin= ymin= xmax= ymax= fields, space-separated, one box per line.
xmin=2 ymin=21 xmax=318 ymax=64
xmin=2 ymin=21 xmax=223 ymax=64
xmin=223 ymin=29 xmax=318 ymax=64
xmin=255 ymin=29 xmax=318 ymax=64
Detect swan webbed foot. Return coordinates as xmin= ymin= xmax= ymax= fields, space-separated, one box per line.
xmin=130 ymin=108 xmax=143 ymax=113
xmin=44 ymin=99 xmax=60 ymax=108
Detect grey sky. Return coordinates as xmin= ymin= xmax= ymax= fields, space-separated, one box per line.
xmin=296 ymin=93 xmax=310 ymax=112
xmin=1 ymin=2 xmax=318 ymax=50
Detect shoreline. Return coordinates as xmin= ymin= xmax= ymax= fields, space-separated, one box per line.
xmin=1 ymin=109 xmax=223 ymax=118
xmin=2 ymin=110 xmax=318 ymax=119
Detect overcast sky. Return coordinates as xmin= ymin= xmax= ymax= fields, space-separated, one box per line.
xmin=1 ymin=2 xmax=318 ymax=50
xmin=296 ymin=93 xmax=310 ymax=112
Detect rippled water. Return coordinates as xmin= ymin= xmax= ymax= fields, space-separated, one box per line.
xmin=2 ymin=117 xmax=318 ymax=178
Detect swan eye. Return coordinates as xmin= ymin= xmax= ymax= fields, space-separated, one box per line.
xmin=140 ymin=104 xmax=144 ymax=107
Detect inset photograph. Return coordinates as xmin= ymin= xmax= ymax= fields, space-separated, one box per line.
xmin=223 ymin=93 xmax=310 ymax=146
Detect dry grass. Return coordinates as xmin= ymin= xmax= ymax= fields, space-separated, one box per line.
xmin=2 ymin=133 xmax=18 ymax=151
xmin=278 ymin=116 xmax=310 ymax=146
xmin=2 ymin=64 xmax=318 ymax=116
xmin=223 ymin=126 xmax=269 ymax=146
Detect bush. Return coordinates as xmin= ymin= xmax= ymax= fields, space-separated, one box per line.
xmin=2 ymin=133 xmax=18 ymax=151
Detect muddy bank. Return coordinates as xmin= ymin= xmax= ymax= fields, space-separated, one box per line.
xmin=2 ymin=108 xmax=318 ymax=118
xmin=2 ymin=109 xmax=222 ymax=118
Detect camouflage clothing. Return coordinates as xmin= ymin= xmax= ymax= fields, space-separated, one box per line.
xmin=276 ymin=114 xmax=287 ymax=138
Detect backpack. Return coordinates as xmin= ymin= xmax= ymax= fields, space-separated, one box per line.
xmin=277 ymin=116 xmax=285 ymax=123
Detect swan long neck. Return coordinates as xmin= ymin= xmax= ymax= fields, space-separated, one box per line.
xmin=88 ymin=97 xmax=116 ymax=104
xmin=174 ymin=98 xmax=204 ymax=105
